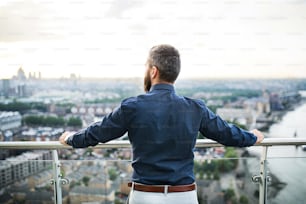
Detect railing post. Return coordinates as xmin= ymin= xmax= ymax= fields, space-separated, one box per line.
xmin=259 ymin=146 xmax=268 ymax=204
xmin=253 ymin=146 xmax=270 ymax=204
xmin=52 ymin=150 xmax=63 ymax=204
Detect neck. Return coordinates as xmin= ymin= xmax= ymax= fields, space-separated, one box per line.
xmin=151 ymin=79 xmax=173 ymax=87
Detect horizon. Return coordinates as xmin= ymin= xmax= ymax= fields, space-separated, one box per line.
xmin=3 ymin=69 xmax=306 ymax=81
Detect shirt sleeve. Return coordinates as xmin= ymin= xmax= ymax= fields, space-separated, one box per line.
xmin=67 ymin=105 xmax=128 ymax=148
xmin=198 ymin=102 xmax=257 ymax=147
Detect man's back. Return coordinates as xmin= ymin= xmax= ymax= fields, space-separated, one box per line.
xmin=123 ymin=84 xmax=202 ymax=185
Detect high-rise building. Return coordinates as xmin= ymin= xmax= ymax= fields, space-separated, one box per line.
xmin=17 ymin=84 xmax=27 ymax=97
xmin=2 ymin=79 xmax=10 ymax=98
xmin=17 ymin=67 xmax=26 ymax=81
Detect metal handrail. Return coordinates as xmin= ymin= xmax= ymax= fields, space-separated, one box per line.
xmin=0 ymin=138 xmax=306 ymax=150
xmin=1 ymin=137 xmax=306 ymax=204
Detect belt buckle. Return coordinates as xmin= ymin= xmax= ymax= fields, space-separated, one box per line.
xmin=164 ymin=185 xmax=168 ymax=195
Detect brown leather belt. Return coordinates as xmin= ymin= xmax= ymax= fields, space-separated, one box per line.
xmin=128 ymin=182 xmax=196 ymax=193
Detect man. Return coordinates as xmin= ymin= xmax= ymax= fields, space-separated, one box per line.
xmin=59 ymin=44 xmax=264 ymax=204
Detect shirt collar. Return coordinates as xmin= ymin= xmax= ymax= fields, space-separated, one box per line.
xmin=150 ymin=83 xmax=175 ymax=92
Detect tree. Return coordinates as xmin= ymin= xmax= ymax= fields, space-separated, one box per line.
xmin=23 ymin=115 xmax=44 ymax=126
xmin=239 ymin=195 xmax=249 ymax=204
xmin=44 ymin=116 xmax=65 ymax=126
xmin=0 ymin=101 xmax=29 ymax=112
xmin=82 ymin=176 xmax=90 ymax=186
xmin=67 ymin=117 xmax=82 ymax=127
xmin=213 ymin=169 xmax=220 ymax=180
xmin=218 ymin=147 xmax=239 ymax=172
xmin=108 ymin=168 xmax=118 ymax=181
xmin=224 ymin=188 xmax=238 ymax=204
xmin=23 ymin=115 xmax=69 ymax=127
xmin=224 ymin=188 xmax=235 ymax=200
xmin=0 ymin=101 xmax=48 ymax=113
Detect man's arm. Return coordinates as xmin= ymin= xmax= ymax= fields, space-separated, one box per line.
xmin=59 ymin=106 xmax=128 ymax=148
xmin=199 ymin=105 xmax=264 ymax=147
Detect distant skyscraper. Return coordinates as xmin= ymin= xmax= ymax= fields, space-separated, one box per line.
xmin=2 ymin=79 xmax=10 ymax=98
xmin=17 ymin=84 xmax=27 ymax=97
xmin=17 ymin=67 xmax=26 ymax=81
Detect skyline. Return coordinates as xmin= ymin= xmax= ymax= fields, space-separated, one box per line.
xmin=3 ymin=66 xmax=306 ymax=80
xmin=1 ymin=0 xmax=306 ymax=79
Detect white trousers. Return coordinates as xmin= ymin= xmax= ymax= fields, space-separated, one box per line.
xmin=127 ymin=189 xmax=199 ymax=204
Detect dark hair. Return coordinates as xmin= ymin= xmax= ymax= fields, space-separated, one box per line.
xmin=148 ymin=44 xmax=181 ymax=83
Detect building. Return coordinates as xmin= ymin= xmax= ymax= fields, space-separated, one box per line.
xmin=28 ymin=170 xmax=53 ymax=189
xmin=216 ymin=108 xmax=256 ymax=128
xmin=0 ymin=132 xmax=10 ymax=159
xmin=69 ymin=186 xmax=115 ymax=204
xmin=0 ymin=161 xmax=13 ymax=188
xmin=1 ymin=79 xmax=11 ymax=98
xmin=2 ymin=183 xmax=66 ymax=204
xmin=17 ymin=84 xmax=28 ymax=98
xmin=19 ymin=127 xmax=64 ymax=141
xmin=1 ymin=151 xmax=52 ymax=189
xmin=243 ymin=97 xmax=271 ymax=115
xmin=70 ymin=104 xmax=118 ymax=116
xmin=0 ymin=111 xmax=22 ymax=132
xmin=17 ymin=67 xmax=26 ymax=81
xmin=269 ymin=93 xmax=284 ymax=111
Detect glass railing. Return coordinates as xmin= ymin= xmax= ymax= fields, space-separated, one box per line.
xmin=0 ymin=138 xmax=306 ymax=204
xmin=0 ymin=159 xmax=54 ymax=204
xmin=264 ymin=145 xmax=306 ymax=204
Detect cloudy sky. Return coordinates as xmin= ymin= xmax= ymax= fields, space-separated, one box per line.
xmin=1 ymin=0 xmax=306 ymax=79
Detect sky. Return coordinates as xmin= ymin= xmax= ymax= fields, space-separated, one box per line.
xmin=0 ymin=0 xmax=306 ymax=79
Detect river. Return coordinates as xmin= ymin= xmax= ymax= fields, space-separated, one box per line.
xmin=250 ymin=92 xmax=306 ymax=203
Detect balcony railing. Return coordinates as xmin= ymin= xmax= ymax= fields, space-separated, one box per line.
xmin=0 ymin=138 xmax=306 ymax=204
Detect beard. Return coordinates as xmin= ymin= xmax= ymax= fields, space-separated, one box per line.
xmin=144 ymin=70 xmax=152 ymax=93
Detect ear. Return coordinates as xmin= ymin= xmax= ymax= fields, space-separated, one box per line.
xmin=151 ymin=66 xmax=159 ymax=79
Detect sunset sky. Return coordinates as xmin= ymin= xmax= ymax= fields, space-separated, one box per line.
xmin=0 ymin=0 xmax=306 ymax=79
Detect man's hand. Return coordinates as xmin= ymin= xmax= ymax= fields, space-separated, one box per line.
xmin=59 ymin=131 xmax=74 ymax=145
xmin=250 ymin=129 xmax=264 ymax=144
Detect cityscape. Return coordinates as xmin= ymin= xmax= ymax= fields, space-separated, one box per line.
xmin=1 ymin=0 xmax=306 ymax=203
xmin=1 ymin=67 xmax=306 ymax=204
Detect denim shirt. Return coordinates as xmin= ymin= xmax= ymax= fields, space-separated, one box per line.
xmin=67 ymin=84 xmax=257 ymax=185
